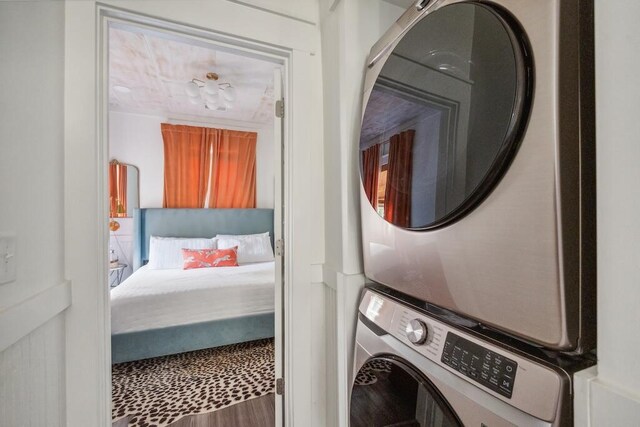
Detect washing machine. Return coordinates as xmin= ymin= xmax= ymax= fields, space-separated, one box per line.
xmin=351 ymin=287 xmax=595 ymax=426
xmin=358 ymin=0 xmax=595 ymax=353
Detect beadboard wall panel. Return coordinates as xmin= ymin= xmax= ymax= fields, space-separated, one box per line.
xmin=0 ymin=2 xmax=67 ymax=427
xmin=310 ymin=280 xmax=327 ymax=427
xmin=323 ymin=268 xmax=365 ymax=427
xmin=324 ymin=283 xmax=338 ymax=427
xmin=0 ymin=314 xmax=66 ymax=427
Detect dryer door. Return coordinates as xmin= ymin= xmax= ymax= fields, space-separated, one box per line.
xmin=359 ymin=2 xmax=532 ymax=230
xmin=351 ymin=356 xmax=462 ymax=427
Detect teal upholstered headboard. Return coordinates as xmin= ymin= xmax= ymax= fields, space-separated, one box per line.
xmin=133 ymin=208 xmax=275 ymax=270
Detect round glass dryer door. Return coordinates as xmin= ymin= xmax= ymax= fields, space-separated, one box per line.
xmin=359 ymin=3 xmax=532 ymax=229
xmin=351 ymin=357 xmax=462 ymax=427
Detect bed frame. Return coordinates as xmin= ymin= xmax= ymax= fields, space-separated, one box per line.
xmin=111 ymin=208 xmax=275 ymax=364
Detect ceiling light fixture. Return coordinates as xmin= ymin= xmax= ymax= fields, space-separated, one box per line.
xmin=184 ymin=72 xmax=236 ymax=111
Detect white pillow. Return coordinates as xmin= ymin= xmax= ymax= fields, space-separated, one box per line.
xmin=147 ymin=236 xmax=215 ymax=270
xmin=216 ymin=232 xmax=274 ymax=264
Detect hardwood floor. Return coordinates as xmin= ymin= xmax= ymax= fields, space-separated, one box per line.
xmin=112 ymin=394 xmax=275 ymax=427
xmin=112 ymin=416 xmax=130 ymax=427
xmin=168 ymin=394 xmax=275 ymax=427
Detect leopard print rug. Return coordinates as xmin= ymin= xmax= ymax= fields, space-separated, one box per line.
xmin=112 ymin=339 xmax=274 ymax=427
xmin=354 ymin=358 xmax=393 ymax=386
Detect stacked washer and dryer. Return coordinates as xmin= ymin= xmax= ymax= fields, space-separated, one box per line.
xmin=351 ymin=0 xmax=596 ymax=426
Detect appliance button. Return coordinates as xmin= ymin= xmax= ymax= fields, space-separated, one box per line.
xmin=505 ymin=365 xmax=514 ymax=373
xmin=405 ymin=319 xmax=429 ymax=345
xmin=501 ymin=377 xmax=513 ymax=390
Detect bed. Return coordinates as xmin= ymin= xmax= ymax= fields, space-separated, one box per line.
xmin=110 ymin=208 xmax=275 ymax=364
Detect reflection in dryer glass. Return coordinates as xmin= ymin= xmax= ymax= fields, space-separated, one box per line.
xmin=360 ymin=3 xmax=520 ymax=229
xmin=351 ymin=358 xmax=461 ymax=427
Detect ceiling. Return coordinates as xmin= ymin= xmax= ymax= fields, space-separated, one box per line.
xmin=108 ymin=25 xmax=279 ymax=125
xmin=360 ymin=85 xmax=440 ymax=145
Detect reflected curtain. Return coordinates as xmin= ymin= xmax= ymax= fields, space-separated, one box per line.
xmin=109 ymin=162 xmax=127 ymax=217
xmin=161 ymin=124 xmax=212 ymax=208
xmin=207 ymin=129 xmax=257 ymax=208
xmin=362 ymin=144 xmax=380 ymax=208
xmin=384 ymin=130 xmax=414 ymax=227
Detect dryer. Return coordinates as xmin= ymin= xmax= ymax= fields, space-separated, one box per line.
xmin=351 ymin=287 xmax=595 ymax=426
xmin=358 ymin=0 xmax=595 ymax=352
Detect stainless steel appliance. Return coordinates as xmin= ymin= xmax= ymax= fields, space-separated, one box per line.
xmin=351 ymin=288 xmax=595 ymax=426
xmin=358 ymin=0 xmax=595 ymax=352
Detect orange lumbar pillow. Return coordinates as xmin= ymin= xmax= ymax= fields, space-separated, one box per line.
xmin=181 ymin=247 xmax=239 ymax=269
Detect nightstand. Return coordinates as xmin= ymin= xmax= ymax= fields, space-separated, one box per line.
xmin=109 ymin=263 xmax=127 ymax=288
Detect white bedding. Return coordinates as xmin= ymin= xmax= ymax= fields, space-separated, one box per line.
xmin=110 ymin=262 xmax=275 ymax=334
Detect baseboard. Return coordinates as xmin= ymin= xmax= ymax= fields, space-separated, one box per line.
xmin=0 ymin=281 xmax=71 ymax=352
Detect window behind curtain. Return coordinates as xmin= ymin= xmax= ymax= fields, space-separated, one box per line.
xmin=161 ymin=123 xmax=257 ymax=208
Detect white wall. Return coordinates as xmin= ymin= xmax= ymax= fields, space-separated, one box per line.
xmin=109 ymin=111 xmax=275 ymax=209
xmin=0 ymin=2 xmax=70 ymax=426
xmin=574 ymin=1 xmax=640 ymax=425
xmin=65 ymin=1 xmax=324 ymax=426
xmin=319 ymin=0 xmax=405 ymax=425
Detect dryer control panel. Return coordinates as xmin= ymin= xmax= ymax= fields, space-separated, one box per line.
xmin=442 ymin=332 xmax=517 ymax=398
xmin=358 ymin=288 xmax=566 ymax=422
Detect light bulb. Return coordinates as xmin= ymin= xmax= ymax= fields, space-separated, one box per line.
xmin=204 ymin=80 xmax=218 ymax=95
xmin=204 ymin=91 xmax=219 ymax=105
xmin=222 ymin=85 xmax=236 ymax=102
xmin=185 ymin=81 xmax=200 ymax=97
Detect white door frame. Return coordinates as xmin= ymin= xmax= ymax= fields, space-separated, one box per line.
xmin=97 ymin=6 xmax=291 ymax=425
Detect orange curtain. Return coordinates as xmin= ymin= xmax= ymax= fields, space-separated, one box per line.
xmin=362 ymin=144 xmax=380 ymax=208
xmin=161 ymin=124 xmax=212 ymax=208
xmin=207 ymin=129 xmax=257 ymax=208
xmin=161 ymin=124 xmax=256 ymax=209
xmin=384 ymin=130 xmax=414 ymax=227
xmin=109 ymin=162 xmax=127 ymax=218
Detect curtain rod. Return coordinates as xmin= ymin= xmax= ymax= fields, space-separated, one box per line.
xmin=166 ymin=117 xmax=265 ymax=131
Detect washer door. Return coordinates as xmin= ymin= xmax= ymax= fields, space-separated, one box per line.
xmin=351 ymin=356 xmax=462 ymax=427
xmin=359 ymin=2 xmax=532 ymax=230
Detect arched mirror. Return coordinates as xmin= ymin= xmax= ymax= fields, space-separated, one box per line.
xmin=109 ymin=160 xmax=139 ymax=218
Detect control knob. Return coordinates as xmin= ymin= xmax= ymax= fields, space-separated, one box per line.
xmin=406 ymin=319 xmax=428 ymax=345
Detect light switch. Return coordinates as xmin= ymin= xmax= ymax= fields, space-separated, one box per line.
xmin=0 ymin=233 xmax=17 ymax=285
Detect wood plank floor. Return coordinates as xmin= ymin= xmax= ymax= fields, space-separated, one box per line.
xmin=169 ymin=394 xmax=275 ymax=427
xmin=112 ymin=394 xmax=275 ymax=427
xmin=112 ymin=416 xmax=130 ymax=427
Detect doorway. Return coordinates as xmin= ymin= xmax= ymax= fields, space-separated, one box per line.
xmin=101 ymin=12 xmax=288 ymax=427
